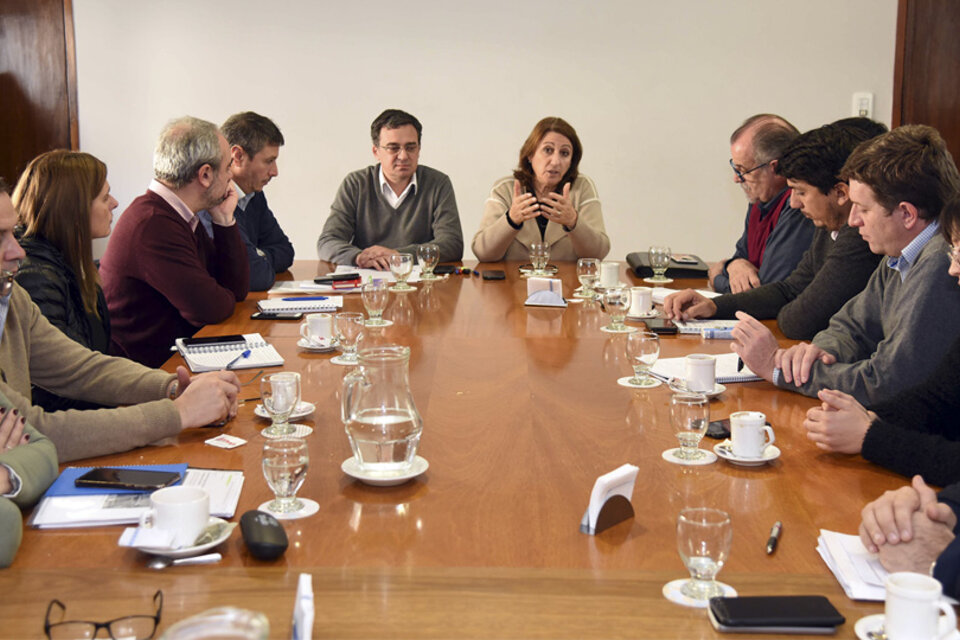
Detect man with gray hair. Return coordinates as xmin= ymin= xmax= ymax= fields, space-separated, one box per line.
xmin=101 ymin=116 xmax=249 ymax=367
xmin=710 ymin=114 xmax=815 ymax=293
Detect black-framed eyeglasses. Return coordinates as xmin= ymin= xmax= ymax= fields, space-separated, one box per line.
xmin=45 ymin=590 xmax=163 ymax=640
xmin=729 ymin=158 xmax=770 ymax=181
xmin=379 ymin=143 xmax=420 ymax=155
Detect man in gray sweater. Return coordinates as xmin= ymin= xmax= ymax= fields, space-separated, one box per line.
xmin=733 ymin=125 xmax=960 ymax=405
xmin=316 ymin=109 xmax=463 ymax=269
xmin=664 ymin=118 xmax=885 ymax=339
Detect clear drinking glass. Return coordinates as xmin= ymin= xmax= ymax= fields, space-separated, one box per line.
xmin=648 ymin=245 xmax=672 ymax=282
xmin=260 ymin=372 xmax=301 ymax=437
xmin=417 ymin=243 xmax=440 ymax=280
xmin=335 ymin=312 xmax=365 ymax=364
xmin=529 ymin=242 xmax=550 ymax=276
xmin=261 ymin=437 xmax=309 ymax=514
xmin=670 ymin=392 xmax=710 ymax=460
xmin=601 ymin=285 xmax=631 ymax=332
xmin=361 ymin=279 xmax=389 ymax=326
xmin=575 ymin=258 xmax=600 ymax=299
xmin=676 ymin=507 xmax=732 ymax=601
xmin=388 ymin=253 xmax=415 ymax=291
xmin=625 ymin=331 xmax=660 ymax=387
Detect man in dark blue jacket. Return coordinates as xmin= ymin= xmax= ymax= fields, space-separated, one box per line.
xmin=215 ymin=111 xmax=294 ymax=290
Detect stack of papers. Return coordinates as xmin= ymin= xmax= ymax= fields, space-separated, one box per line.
xmin=817 ymin=529 xmax=887 ymax=600
xmin=29 ymin=467 xmax=244 ymax=529
xmin=650 ymin=352 xmax=762 ymax=384
xmin=268 ymin=280 xmax=362 ymax=295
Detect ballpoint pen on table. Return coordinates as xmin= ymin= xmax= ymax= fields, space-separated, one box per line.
xmin=282 ymin=296 xmax=329 ymax=301
xmin=766 ymin=520 xmax=782 ymax=554
xmin=225 ymin=349 xmax=251 ymax=371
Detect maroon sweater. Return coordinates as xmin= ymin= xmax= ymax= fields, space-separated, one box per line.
xmin=100 ymin=190 xmax=250 ymax=367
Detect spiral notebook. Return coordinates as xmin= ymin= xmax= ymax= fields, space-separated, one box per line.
xmin=175 ymin=333 xmax=283 ymax=372
xmin=650 ymin=353 xmax=762 ymax=384
xmin=257 ymin=295 xmax=343 ymax=314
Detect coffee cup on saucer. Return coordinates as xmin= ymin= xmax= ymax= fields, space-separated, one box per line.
xmin=684 ymin=354 xmax=716 ymax=393
xmin=629 ymin=286 xmax=653 ymax=316
xmin=300 ymin=313 xmax=333 ymax=345
xmin=139 ymin=485 xmax=209 ymax=549
xmin=729 ymin=411 xmax=775 ymax=458
xmin=884 ymin=571 xmax=957 ymax=639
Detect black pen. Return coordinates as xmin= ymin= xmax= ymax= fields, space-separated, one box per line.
xmin=766 ymin=521 xmax=782 ymax=554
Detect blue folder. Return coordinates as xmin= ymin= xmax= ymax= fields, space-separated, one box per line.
xmin=41 ymin=464 xmax=189 ymax=498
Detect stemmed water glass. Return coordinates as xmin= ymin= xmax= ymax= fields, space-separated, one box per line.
xmin=261 ymin=437 xmax=309 ymax=514
xmin=362 ymin=279 xmax=389 ymax=326
xmin=601 ymin=285 xmax=635 ymax=333
xmin=333 ymin=312 xmax=365 ymax=365
xmin=670 ymin=392 xmax=710 ymax=460
xmin=647 ymin=245 xmax=673 ymax=283
xmin=676 ymin=507 xmax=732 ymax=601
xmin=624 ymin=331 xmax=660 ymax=387
xmin=529 ymin=242 xmax=550 ymax=276
xmin=417 ymin=243 xmax=440 ymax=280
xmin=575 ymin=258 xmax=600 ymax=299
xmin=389 ymin=253 xmax=415 ymax=292
xmin=260 ymin=372 xmax=301 ymax=437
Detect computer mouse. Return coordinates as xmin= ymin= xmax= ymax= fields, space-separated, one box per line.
xmin=240 ymin=509 xmax=288 ymax=560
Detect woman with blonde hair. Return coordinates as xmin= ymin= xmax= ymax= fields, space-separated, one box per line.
xmin=472 ymin=117 xmax=610 ymax=262
xmin=13 ymin=150 xmax=118 ymax=410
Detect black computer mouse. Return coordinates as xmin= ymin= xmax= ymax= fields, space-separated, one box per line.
xmin=240 ymin=509 xmax=288 ymax=560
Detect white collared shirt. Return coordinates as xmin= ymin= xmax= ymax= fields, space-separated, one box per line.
xmin=149 ymin=180 xmax=199 ymax=231
xmin=378 ymin=166 xmax=417 ymax=209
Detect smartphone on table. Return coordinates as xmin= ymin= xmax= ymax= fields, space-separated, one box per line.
xmin=74 ymin=467 xmax=182 ymax=491
xmin=644 ymin=318 xmax=678 ymax=334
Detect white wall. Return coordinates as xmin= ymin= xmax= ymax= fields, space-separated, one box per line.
xmin=74 ymin=0 xmax=898 ymax=263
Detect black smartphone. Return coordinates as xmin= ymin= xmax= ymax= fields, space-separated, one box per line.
xmin=705 ymin=419 xmax=731 ymax=439
xmin=314 ymin=273 xmax=361 ymax=284
xmin=182 ymin=334 xmax=246 ymax=347
xmin=708 ymin=595 xmax=845 ymax=633
xmin=75 ymin=468 xmax=182 ymax=491
xmin=645 ymin=318 xmax=678 ymax=334
xmin=482 ymin=270 xmax=506 ymax=281
xmin=251 ymin=311 xmax=303 ymax=320
xmin=434 ymin=265 xmax=456 ymax=275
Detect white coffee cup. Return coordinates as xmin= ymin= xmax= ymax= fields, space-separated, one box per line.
xmin=629 ymin=286 xmax=653 ymax=316
xmin=600 ymin=261 xmax=620 ymax=288
xmin=139 ymin=485 xmax=209 ymax=549
xmin=684 ymin=353 xmax=716 ymax=393
xmin=729 ymin=411 xmax=775 ymax=458
xmin=885 ymin=571 xmax=956 ymax=639
xmin=300 ymin=313 xmax=333 ymax=344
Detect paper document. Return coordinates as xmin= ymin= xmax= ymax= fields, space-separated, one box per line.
xmin=268 ymin=280 xmax=362 ymax=295
xmin=651 ymin=287 xmax=720 ymax=305
xmin=29 ymin=468 xmax=244 ymax=529
xmin=650 ymin=352 xmax=761 ymax=384
xmin=817 ymin=529 xmax=888 ymax=601
xmin=334 ymin=265 xmax=422 ymax=283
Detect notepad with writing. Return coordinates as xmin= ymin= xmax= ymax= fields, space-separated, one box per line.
xmin=257 ymin=296 xmax=343 ymax=314
xmin=175 ymin=333 xmax=283 ymax=372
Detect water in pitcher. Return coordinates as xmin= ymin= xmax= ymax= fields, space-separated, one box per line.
xmin=346 ymin=408 xmax=421 ymax=473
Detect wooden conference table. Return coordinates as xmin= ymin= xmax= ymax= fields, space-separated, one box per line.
xmin=0 ymin=261 xmax=912 ymax=638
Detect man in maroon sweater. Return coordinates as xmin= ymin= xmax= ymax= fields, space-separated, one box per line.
xmin=101 ymin=116 xmax=250 ymax=367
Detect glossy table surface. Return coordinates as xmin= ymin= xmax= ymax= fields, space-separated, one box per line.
xmin=0 ymin=261 xmax=910 ymax=638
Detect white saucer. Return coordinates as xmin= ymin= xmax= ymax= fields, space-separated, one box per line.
xmin=341 ymin=455 xmax=429 ymax=486
xmin=667 ymin=380 xmax=726 ymax=399
xmin=662 ymin=448 xmax=718 ymax=466
xmin=600 ymin=325 xmax=638 ymax=334
xmin=258 ymin=497 xmax=320 ymax=520
xmin=714 ymin=441 xmax=780 ymax=466
xmin=854 ymin=613 xmax=960 ymax=640
xmin=330 ymin=355 xmax=360 ymax=366
xmin=617 ymin=375 xmax=662 ymax=389
xmin=254 ymin=401 xmax=315 ymax=420
xmin=643 ymin=277 xmax=674 ymax=284
xmin=662 ymin=578 xmax=736 ymax=608
xmin=261 ymin=423 xmax=313 ymax=439
xmin=297 ymin=337 xmax=336 ymax=352
xmin=626 ymin=310 xmax=658 ymax=320
xmin=136 ymin=517 xmax=233 ymax=558
xmin=364 ymin=318 xmax=393 ymax=328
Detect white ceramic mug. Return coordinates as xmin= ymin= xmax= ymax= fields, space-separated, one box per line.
xmin=684 ymin=353 xmax=716 ymax=393
xmin=629 ymin=286 xmax=653 ymax=316
xmin=885 ymin=571 xmax=956 ymax=639
xmin=729 ymin=411 xmax=775 ymax=458
xmin=139 ymin=485 xmax=209 ymax=548
xmin=599 ymin=261 xmax=620 ymax=289
xmin=300 ymin=313 xmax=333 ymax=344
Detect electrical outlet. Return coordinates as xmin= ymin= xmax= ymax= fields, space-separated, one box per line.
xmin=852 ymin=92 xmax=874 ymax=118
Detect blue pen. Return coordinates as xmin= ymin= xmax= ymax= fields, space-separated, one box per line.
xmin=225 ymin=349 xmax=251 ymax=370
xmin=281 ymin=296 xmax=329 ymax=301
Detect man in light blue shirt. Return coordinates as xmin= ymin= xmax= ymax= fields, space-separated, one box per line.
xmin=732 ymin=125 xmax=960 ymax=406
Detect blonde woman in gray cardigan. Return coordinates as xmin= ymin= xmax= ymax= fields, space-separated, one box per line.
xmin=472 ymin=117 xmax=610 ymax=262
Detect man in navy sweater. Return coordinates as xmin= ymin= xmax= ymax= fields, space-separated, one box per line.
xmin=215 ymin=112 xmax=294 ymax=290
